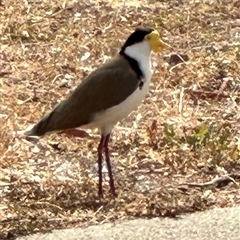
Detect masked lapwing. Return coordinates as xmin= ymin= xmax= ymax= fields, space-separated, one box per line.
xmin=25 ymin=27 xmax=170 ymax=196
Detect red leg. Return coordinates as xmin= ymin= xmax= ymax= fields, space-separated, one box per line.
xmin=64 ymin=128 xmax=90 ymax=138
xmin=104 ymin=134 xmax=117 ymax=197
xmin=97 ymin=135 xmax=106 ymax=197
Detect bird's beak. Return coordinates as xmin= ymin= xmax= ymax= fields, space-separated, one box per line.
xmin=146 ymin=30 xmax=172 ymax=52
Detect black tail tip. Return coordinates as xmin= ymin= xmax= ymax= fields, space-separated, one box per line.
xmin=24 ymin=124 xmax=43 ymax=137
xmin=24 ymin=125 xmax=43 ymax=143
xmin=24 ymin=125 xmax=36 ymax=136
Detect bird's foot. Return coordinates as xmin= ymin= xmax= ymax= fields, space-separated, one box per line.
xmin=98 ymin=185 xmax=104 ymax=198
xmin=110 ymin=188 xmax=117 ymax=198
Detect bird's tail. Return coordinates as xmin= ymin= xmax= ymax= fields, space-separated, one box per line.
xmin=25 ymin=111 xmax=55 ymax=137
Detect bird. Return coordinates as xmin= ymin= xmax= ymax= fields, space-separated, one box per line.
xmin=25 ymin=27 xmax=170 ymax=197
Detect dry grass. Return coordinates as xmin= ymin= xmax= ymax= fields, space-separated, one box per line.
xmin=1 ymin=0 xmax=240 ymax=239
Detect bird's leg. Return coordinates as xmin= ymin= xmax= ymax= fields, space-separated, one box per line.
xmin=97 ymin=135 xmax=106 ymax=197
xmin=103 ymin=134 xmax=117 ymax=197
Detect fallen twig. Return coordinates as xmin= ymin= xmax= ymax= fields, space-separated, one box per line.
xmin=179 ymin=173 xmax=240 ymax=188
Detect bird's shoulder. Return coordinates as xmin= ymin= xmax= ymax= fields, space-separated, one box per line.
xmin=81 ymin=55 xmax=138 ymax=85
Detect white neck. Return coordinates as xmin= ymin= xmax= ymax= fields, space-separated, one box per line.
xmin=124 ymin=41 xmax=152 ymax=81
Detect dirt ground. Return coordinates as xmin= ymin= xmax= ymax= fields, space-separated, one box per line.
xmin=0 ymin=0 xmax=240 ymax=239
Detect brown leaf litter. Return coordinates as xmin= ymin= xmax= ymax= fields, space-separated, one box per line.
xmin=0 ymin=0 xmax=240 ymax=239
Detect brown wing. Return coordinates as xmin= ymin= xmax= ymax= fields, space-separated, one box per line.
xmin=27 ymin=56 xmax=140 ymax=136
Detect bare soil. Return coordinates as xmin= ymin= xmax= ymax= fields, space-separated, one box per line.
xmin=0 ymin=0 xmax=240 ymax=239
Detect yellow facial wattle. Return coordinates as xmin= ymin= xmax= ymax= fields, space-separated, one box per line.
xmin=145 ymin=30 xmax=171 ymax=52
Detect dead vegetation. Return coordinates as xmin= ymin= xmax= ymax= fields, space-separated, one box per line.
xmin=0 ymin=0 xmax=240 ymax=239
